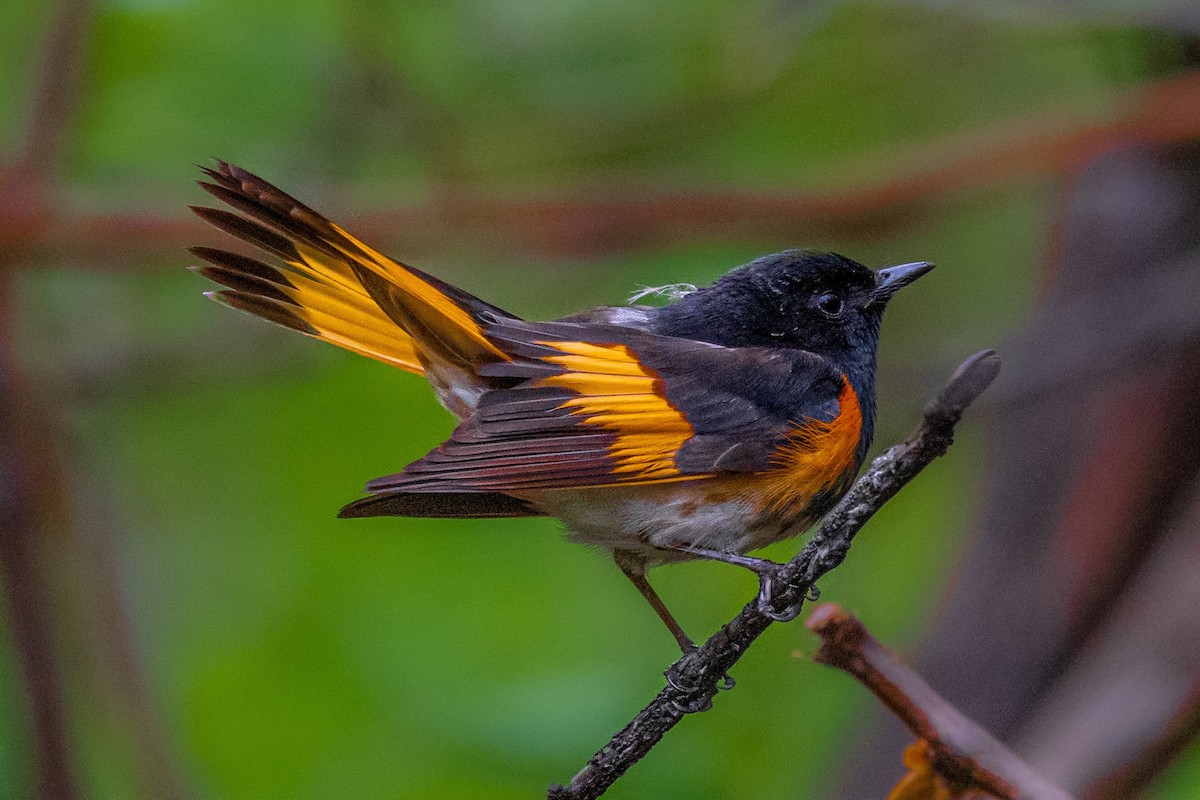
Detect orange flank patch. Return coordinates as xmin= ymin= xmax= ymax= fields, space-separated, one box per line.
xmin=758 ymin=377 xmax=862 ymax=512
xmin=535 ymin=341 xmax=695 ymax=481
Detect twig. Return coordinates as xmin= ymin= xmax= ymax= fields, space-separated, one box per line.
xmin=807 ymin=604 xmax=1074 ymax=800
xmin=547 ymin=349 xmax=1001 ymax=800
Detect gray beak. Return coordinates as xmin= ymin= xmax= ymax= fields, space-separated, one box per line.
xmin=869 ymin=261 xmax=934 ymax=307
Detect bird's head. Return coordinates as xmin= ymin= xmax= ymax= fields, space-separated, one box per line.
xmin=655 ymin=250 xmax=932 ymax=369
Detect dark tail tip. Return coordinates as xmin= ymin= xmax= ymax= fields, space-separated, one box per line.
xmin=338 ymin=491 xmax=540 ymax=519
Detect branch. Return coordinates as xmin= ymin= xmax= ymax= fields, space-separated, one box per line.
xmin=807 ymin=604 xmax=1074 ymax=800
xmin=547 ymin=350 xmax=1001 ymax=800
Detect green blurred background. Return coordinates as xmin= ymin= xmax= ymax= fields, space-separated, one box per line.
xmin=3 ymin=1 xmax=1200 ymax=798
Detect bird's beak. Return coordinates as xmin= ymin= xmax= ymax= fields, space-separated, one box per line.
xmin=869 ymin=261 xmax=934 ymax=307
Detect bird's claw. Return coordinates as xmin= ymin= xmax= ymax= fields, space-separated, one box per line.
xmin=755 ymin=568 xmax=807 ymax=622
xmin=668 ymin=690 xmax=715 ymax=715
xmin=664 ymin=660 xmax=699 ymax=694
xmin=664 ymin=664 xmax=715 ymax=713
xmin=664 ymin=655 xmax=734 ymax=714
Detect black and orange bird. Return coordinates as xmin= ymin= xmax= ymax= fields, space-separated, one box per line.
xmin=190 ymin=162 xmax=932 ymax=649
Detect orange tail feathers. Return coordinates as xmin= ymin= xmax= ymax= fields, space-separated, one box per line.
xmin=190 ymin=162 xmax=517 ymax=379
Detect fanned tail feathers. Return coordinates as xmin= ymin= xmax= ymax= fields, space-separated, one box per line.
xmin=190 ymin=161 xmax=515 ymax=376
xmin=191 ymin=161 xmax=545 ymax=518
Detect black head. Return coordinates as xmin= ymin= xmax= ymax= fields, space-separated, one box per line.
xmin=653 ymin=249 xmax=932 ymax=374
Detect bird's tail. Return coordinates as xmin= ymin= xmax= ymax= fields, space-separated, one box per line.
xmin=190 ymin=162 xmax=516 ymax=390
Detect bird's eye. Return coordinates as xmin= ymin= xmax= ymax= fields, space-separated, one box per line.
xmin=816 ymin=292 xmax=843 ymax=317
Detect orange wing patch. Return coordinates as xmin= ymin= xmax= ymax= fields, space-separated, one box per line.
xmin=534 ymin=341 xmax=696 ymax=482
xmin=759 ymin=377 xmax=863 ymax=511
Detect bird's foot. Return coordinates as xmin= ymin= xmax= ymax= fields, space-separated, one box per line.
xmin=753 ymin=563 xmax=807 ymax=622
xmin=666 ymin=543 xmax=808 ymax=623
xmin=664 ymin=657 xmax=714 ymax=714
xmin=663 ymin=652 xmax=734 ymax=714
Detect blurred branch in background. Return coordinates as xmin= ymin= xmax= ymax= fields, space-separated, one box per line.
xmin=1017 ymin=472 xmax=1200 ymax=793
xmin=7 ymin=69 xmax=1200 ymax=266
xmin=0 ymin=2 xmax=93 ymax=799
xmin=0 ymin=310 xmax=79 ymax=800
xmin=0 ymin=1 xmax=186 ymax=798
xmin=1083 ymin=685 xmax=1200 ymax=800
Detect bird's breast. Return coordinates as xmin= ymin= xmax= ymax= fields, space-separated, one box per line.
xmin=754 ymin=377 xmax=863 ymax=513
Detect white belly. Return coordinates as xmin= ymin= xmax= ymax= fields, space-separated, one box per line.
xmin=526 ymin=481 xmax=806 ymax=564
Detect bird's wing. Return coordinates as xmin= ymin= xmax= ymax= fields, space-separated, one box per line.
xmin=190 ymin=162 xmax=516 ymax=408
xmin=350 ymin=320 xmax=858 ymax=502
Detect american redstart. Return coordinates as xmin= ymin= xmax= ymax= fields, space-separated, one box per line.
xmin=191 ymin=162 xmax=931 ymax=649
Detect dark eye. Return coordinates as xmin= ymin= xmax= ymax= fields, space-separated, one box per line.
xmin=816 ymin=292 xmax=843 ymax=317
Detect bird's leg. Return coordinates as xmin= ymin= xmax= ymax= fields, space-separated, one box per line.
xmin=665 ymin=544 xmax=806 ymax=623
xmin=613 ymin=551 xmax=695 ymax=652
xmin=612 ymin=551 xmax=736 ymax=713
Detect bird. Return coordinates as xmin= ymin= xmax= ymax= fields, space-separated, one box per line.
xmin=189 ymin=161 xmax=932 ymax=650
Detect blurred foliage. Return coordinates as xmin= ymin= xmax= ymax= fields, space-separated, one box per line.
xmin=3 ymin=0 xmax=1199 ymax=798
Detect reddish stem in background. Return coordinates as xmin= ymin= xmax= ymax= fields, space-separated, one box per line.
xmin=0 ymin=274 xmax=81 ymax=800
xmin=7 ymin=72 xmax=1200 ymax=262
xmin=807 ymin=604 xmax=1073 ymax=800
xmin=0 ymin=1 xmax=91 ymax=798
